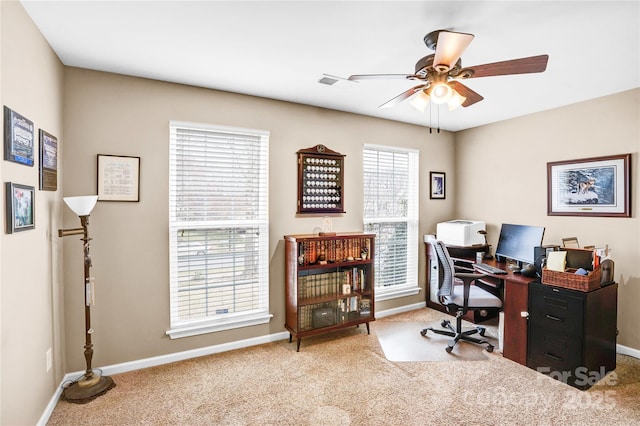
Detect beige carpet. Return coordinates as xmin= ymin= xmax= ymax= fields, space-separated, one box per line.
xmin=376 ymin=320 xmax=497 ymax=362
xmin=47 ymin=308 xmax=640 ymax=425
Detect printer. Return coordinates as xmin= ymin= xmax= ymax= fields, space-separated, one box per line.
xmin=436 ymin=220 xmax=486 ymax=247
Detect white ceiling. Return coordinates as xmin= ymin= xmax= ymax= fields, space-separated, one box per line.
xmin=20 ymin=0 xmax=640 ymax=132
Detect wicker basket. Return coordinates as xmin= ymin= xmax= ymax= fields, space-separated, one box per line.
xmin=541 ymin=266 xmax=601 ymax=292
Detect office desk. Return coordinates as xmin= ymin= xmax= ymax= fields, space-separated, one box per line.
xmin=471 ymin=258 xmax=533 ymax=365
xmin=424 ymin=242 xmax=533 ymax=365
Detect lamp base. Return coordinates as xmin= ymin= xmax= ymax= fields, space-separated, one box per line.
xmin=62 ymin=374 xmax=115 ymax=404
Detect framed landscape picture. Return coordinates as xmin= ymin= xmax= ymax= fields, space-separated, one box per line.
xmin=547 ymin=154 xmax=630 ymax=217
xmin=5 ymin=182 xmax=35 ymax=233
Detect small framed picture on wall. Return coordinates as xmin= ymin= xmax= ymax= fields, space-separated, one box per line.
xmin=97 ymin=154 xmax=140 ymax=202
xmin=4 ymin=106 xmax=34 ymax=167
xmin=39 ymin=129 xmax=58 ymax=191
xmin=430 ymin=171 xmax=446 ymax=200
xmin=5 ymin=182 xmax=35 ymax=233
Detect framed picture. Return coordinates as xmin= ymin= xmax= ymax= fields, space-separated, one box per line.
xmin=562 ymin=237 xmax=580 ymax=248
xmin=5 ymin=182 xmax=35 ymax=233
xmin=39 ymin=129 xmax=58 ymax=191
xmin=547 ymin=154 xmax=631 ymax=217
xmin=3 ymin=106 xmax=34 ymax=166
xmin=97 ymin=154 xmax=140 ymax=202
xmin=429 ymin=171 xmax=446 ymax=199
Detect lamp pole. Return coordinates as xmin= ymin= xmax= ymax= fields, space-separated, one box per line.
xmin=59 ymin=199 xmax=115 ymax=403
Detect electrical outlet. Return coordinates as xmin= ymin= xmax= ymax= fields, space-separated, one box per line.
xmin=46 ymin=348 xmax=52 ymax=372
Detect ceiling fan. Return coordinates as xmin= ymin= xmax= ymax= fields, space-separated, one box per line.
xmin=348 ymin=29 xmax=549 ymax=111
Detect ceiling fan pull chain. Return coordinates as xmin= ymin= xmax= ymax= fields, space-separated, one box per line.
xmin=430 ymin=103 xmax=434 ymax=133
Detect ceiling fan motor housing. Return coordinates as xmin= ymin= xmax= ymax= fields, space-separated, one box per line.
xmin=415 ymin=55 xmax=462 ymax=78
xmin=423 ymin=30 xmax=443 ymax=51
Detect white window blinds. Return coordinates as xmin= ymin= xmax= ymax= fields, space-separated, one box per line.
xmin=167 ymin=121 xmax=270 ymax=338
xmin=363 ymin=145 xmax=419 ymax=297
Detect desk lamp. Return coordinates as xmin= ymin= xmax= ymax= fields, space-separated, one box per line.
xmin=58 ymin=196 xmax=115 ymax=403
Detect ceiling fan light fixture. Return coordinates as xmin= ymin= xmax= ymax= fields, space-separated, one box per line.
xmin=447 ymin=89 xmax=467 ymax=111
xmin=409 ymin=90 xmax=430 ymax=112
xmin=430 ymin=83 xmax=453 ymax=104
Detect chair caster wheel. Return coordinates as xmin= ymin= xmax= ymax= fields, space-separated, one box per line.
xmin=420 ymin=329 xmax=427 ymax=337
xmin=478 ymin=327 xmax=486 ymax=336
xmin=486 ymin=345 xmax=494 ymax=353
xmin=441 ymin=320 xmax=450 ymax=328
xmin=445 ymin=346 xmax=453 ymax=353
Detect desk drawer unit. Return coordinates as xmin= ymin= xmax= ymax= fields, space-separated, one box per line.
xmin=527 ymin=281 xmax=618 ymax=390
xmin=528 ymin=288 xmax=584 ymax=335
xmin=528 ymin=325 xmax=582 ymax=372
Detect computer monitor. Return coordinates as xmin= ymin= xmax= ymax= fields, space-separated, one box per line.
xmin=495 ymin=223 xmax=545 ymax=265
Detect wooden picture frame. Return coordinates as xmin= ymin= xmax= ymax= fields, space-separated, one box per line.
xmin=547 ymin=154 xmax=630 ymax=217
xmin=5 ymin=182 xmax=35 ymax=233
xmin=429 ymin=171 xmax=445 ymax=199
xmin=39 ymin=129 xmax=58 ymax=191
xmin=97 ymin=154 xmax=140 ymax=202
xmin=562 ymin=237 xmax=580 ymax=248
xmin=3 ymin=106 xmax=34 ymax=166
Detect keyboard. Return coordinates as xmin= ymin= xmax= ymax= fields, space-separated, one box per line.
xmin=474 ymin=262 xmax=508 ymax=275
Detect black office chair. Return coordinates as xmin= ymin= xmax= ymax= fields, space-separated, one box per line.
xmin=421 ymin=236 xmax=502 ymax=353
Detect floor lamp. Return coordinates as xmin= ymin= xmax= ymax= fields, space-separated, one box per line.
xmin=58 ymin=195 xmax=115 ymax=403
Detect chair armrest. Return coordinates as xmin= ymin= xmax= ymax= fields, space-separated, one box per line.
xmin=453 ymin=272 xmax=487 ymax=311
xmin=454 ymin=272 xmax=486 ymax=280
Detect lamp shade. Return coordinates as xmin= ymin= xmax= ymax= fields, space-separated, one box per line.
xmin=430 ymin=83 xmax=453 ymax=104
xmin=409 ymin=90 xmax=431 ymax=113
xmin=63 ymin=196 xmax=98 ymax=216
xmin=447 ymin=89 xmax=467 ymax=111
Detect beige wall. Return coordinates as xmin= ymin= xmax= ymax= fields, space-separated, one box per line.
xmin=0 ymin=1 xmax=65 ymax=424
xmin=61 ymin=67 xmax=456 ymax=371
xmin=455 ymin=88 xmax=640 ymax=348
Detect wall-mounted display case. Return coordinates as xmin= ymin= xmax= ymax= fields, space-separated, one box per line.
xmin=297 ymin=144 xmax=345 ymax=214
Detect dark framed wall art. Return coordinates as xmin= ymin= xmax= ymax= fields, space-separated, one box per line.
xmin=296 ymin=144 xmax=345 ymax=214
xmin=3 ymin=106 xmax=34 ymax=166
xmin=429 ymin=171 xmax=446 ymax=199
xmin=97 ymin=154 xmax=141 ymax=202
xmin=5 ymin=182 xmax=35 ymax=233
xmin=39 ymin=129 xmax=58 ymax=191
xmin=547 ymin=153 xmax=631 ymax=217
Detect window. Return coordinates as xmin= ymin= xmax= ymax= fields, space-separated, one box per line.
xmin=363 ymin=145 xmax=419 ymax=300
xmin=167 ymin=121 xmax=270 ymax=339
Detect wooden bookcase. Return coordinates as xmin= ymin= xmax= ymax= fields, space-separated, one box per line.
xmin=284 ymin=232 xmax=375 ymax=351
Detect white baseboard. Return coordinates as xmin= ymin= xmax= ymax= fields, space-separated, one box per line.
xmin=617 ymin=343 xmax=640 ymax=359
xmin=376 ymin=302 xmax=426 ymax=318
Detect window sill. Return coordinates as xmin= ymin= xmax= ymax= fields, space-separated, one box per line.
xmin=166 ymin=312 xmax=273 ymax=339
xmin=375 ymin=285 xmax=421 ymax=302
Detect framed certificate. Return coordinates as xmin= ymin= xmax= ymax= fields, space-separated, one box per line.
xmin=97 ymin=154 xmax=140 ymax=202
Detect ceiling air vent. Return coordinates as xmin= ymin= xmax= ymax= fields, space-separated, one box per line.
xmin=318 ymin=74 xmax=354 ymax=87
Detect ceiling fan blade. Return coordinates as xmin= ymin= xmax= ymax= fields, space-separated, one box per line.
xmin=461 ymin=54 xmax=549 ymax=78
xmin=348 ymin=74 xmax=415 ymax=81
xmin=433 ymin=31 xmax=474 ymax=71
xmin=448 ymin=80 xmax=484 ymax=107
xmin=378 ymin=85 xmax=426 ymax=108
